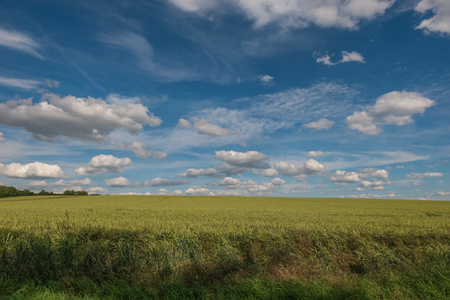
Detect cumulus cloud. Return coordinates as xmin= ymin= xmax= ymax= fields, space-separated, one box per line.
xmin=170 ymin=0 xmax=394 ymax=29
xmin=152 ymin=151 xmax=168 ymax=161
xmin=0 ymin=28 xmax=43 ymax=59
xmin=75 ymin=154 xmax=132 ymax=176
xmin=0 ymin=77 xmax=41 ymax=90
xmin=316 ymin=51 xmax=364 ymax=66
xmin=217 ymin=164 xmax=249 ymax=176
xmin=185 ymin=187 xmax=214 ymax=196
xmin=406 ymin=172 xmax=444 ymax=179
xmin=257 ymin=74 xmax=274 ymax=85
xmin=436 ymin=191 xmax=450 ymax=196
xmin=177 ymin=168 xmax=221 ymax=178
xmin=306 ymin=151 xmax=324 ymax=157
xmin=254 ymin=168 xmax=279 ymax=177
xmin=360 ymin=180 xmax=386 ymax=189
xmin=329 ymin=170 xmax=361 ymax=185
xmin=303 ymin=119 xmax=335 ymax=130
xmin=177 ymin=118 xmax=192 ymax=128
xmin=192 ymin=118 xmax=233 ymax=136
xmin=214 ymin=176 xmax=285 ymax=193
xmin=415 ymin=0 xmax=450 ymax=35
xmin=128 ymin=142 xmax=151 ymax=158
xmin=215 ymin=150 xmax=271 ymax=169
xmin=0 ymin=162 xmax=64 ymax=179
xmin=346 ymin=91 xmax=434 ymax=135
xmin=143 ymin=177 xmax=188 ymax=187
xmin=105 ymin=176 xmax=133 ymax=187
xmin=358 ymin=168 xmax=389 ymax=180
xmin=27 ymin=178 xmax=91 ymax=189
xmin=0 ymin=93 xmax=161 ymax=142
xmin=275 ymin=159 xmax=324 ymax=178
xmin=86 ymin=187 xmax=108 ymax=195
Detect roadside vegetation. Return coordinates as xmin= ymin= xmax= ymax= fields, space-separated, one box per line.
xmin=0 ymin=195 xmax=448 ymax=299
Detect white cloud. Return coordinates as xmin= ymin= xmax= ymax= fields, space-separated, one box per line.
xmin=0 ymin=162 xmax=64 ymax=179
xmin=45 ymin=79 xmax=60 ymax=88
xmin=168 ymin=0 xmax=217 ymax=12
xmin=275 ymin=159 xmax=324 ymax=178
xmin=306 ymin=151 xmax=324 ymax=157
xmin=157 ymin=188 xmax=170 ymax=195
xmin=151 ymin=151 xmax=168 ymax=161
xmin=105 ymin=176 xmax=133 ymax=187
xmin=193 ymin=118 xmax=232 ymax=136
xmin=254 ymin=168 xmax=279 ymax=177
xmin=0 ymin=77 xmax=41 ymax=90
xmin=360 ymin=180 xmax=386 ymax=189
xmin=0 ymin=132 xmax=4 ymax=142
xmin=303 ymin=118 xmax=335 ymax=130
xmin=316 ymin=51 xmax=364 ymax=66
xmin=406 ymin=172 xmax=444 ymax=179
xmin=75 ymin=154 xmax=132 ymax=176
xmin=185 ymin=187 xmax=214 ymax=196
xmin=346 ymin=91 xmax=434 ymax=135
xmin=257 ymin=74 xmax=274 ymax=85
xmin=329 ymin=170 xmax=360 ymax=184
xmin=177 ymin=118 xmax=192 ymax=128
xmin=177 ymin=168 xmax=221 ymax=178
xmin=0 ymin=93 xmax=162 ymax=142
xmin=246 ymin=82 xmax=358 ymax=125
xmin=173 ymin=0 xmax=394 ymax=29
xmin=129 ymin=142 xmax=151 ymax=158
xmin=143 ymin=177 xmax=188 ymax=187
xmin=215 ymin=150 xmax=271 ymax=169
xmin=358 ymin=168 xmax=389 ymax=180
xmin=217 ymin=164 xmax=249 ymax=176
xmin=436 ymin=191 xmax=450 ymax=196
xmin=214 ymin=176 xmax=285 ymax=193
xmin=342 ymin=51 xmax=365 ymax=63
xmin=27 ymin=178 xmax=91 ymax=189
xmin=316 ymin=55 xmax=334 ymax=66
xmin=271 ymin=178 xmax=285 ymax=186
xmin=86 ymin=187 xmax=108 ymax=195
xmin=0 ymin=28 xmax=43 ymax=59
xmin=415 ymin=0 xmax=450 ymax=35
xmin=100 ymin=31 xmax=154 ymax=70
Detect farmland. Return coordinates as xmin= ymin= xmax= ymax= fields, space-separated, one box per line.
xmin=0 ymin=195 xmax=449 ymax=299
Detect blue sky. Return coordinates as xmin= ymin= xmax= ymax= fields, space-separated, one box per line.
xmin=0 ymin=0 xmax=449 ymax=200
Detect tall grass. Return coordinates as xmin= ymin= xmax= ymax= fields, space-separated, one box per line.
xmin=0 ymin=195 xmax=449 ymax=299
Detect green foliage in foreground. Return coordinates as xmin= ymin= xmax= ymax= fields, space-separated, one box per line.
xmin=0 ymin=195 xmax=449 ymax=299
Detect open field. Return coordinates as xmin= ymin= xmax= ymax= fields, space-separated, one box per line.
xmin=0 ymin=195 xmax=449 ymax=299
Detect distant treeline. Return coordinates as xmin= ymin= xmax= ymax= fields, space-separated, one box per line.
xmin=0 ymin=185 xmax=88 ymax=198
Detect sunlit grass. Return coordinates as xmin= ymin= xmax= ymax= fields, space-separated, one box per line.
xmin=0 ymin=195 xmax=448 ymax=299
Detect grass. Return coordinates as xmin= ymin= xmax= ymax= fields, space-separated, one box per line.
xmin=0 ymin=195 xmax=448 ymax=299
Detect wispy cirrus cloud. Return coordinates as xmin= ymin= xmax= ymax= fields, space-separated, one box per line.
xmin=0 ymin=77 xmax=41 ymax=90
xmin=0 ymin=28 xmax=43 ymax=59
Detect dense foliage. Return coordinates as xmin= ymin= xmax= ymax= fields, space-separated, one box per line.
xmin=0 ymin=195 xmax=448 ymax=299
xmin=0 ymin=185 xmax=88 ymax=198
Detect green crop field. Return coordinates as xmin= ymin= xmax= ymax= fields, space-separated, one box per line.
xmin=0 ymin=195 xmax=449 ymax=299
